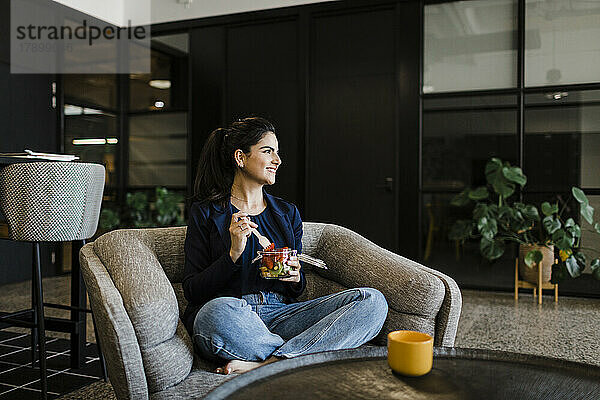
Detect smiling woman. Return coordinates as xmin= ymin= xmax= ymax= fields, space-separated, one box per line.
xmin=183 ymin=117 xmax=388 ymax=376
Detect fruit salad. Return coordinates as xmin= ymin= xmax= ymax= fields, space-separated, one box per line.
xmin=257 ymin=245 xmax=297 ymax=279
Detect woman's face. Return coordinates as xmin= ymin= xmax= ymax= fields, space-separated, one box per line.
xmin=238 ymin=132 xmax=282 ymax=186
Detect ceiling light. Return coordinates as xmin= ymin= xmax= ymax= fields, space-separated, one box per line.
xmin=154 ymin=100 xmax=165 ymax=108
xmin=149 ymin=80 xmax=171 ymax=89
xmin=73 ymin=138 xmax=106 ymax=145
xmin=544 ymin=92 xmax=568 ymax=100
xmin=64 ymin=105 xmax=83 ymax=115
xmin=72 ymin=138 xmax=119 ymax=145
xmin=83 ymin=107 xmax=103 ymax=115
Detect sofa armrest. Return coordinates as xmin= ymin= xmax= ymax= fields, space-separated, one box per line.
xmin=80 ymin=244 xmax=149 ymax=399
xmin=313 ymin=224 xmax=462 ymax=346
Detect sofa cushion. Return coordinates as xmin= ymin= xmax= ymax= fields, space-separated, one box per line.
xmin=146 ymin=226 xmax=187 ymax=283
xmin=93 ymin=229 xmax=192 ymax=393
xmin=313 ymin=224 xmax=445 ymax=319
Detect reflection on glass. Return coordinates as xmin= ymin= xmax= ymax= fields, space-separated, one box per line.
xmin=424 ymin=0 xmax=518 ymax=93
xmin=63 ymin=74 xmax=117 ymax=110
xmin=128 ymin=113 xmax=187 ymax=188
xmin=420 ymin=193 xmax=516 ymax=289
xmin=524 ymin=90 xmax=600 ymax=190
xmin=129 ymin=34 xmax=189 ymax=112
xmin=128 ymin=33 xmax=189 ymax=189
xmin=525 ymin=0 xmax=600 ymax=87
xmin=422 ymin=95 xmax=518 ymax=191
xmin=63 ymin=107 xmax=118 ymax=198
xmin=581 ymin=195 xmax=600 ymax=274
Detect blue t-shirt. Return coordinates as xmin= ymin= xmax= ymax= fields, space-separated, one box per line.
xmin=231 ymin=203 xmax=290 ymax=295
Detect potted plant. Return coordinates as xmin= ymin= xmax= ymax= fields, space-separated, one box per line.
xmin=99 ymin=187 xmax=185 ymax=231
xmin=449 ymin=158 xmax=600 ymax=283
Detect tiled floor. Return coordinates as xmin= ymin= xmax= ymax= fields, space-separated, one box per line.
xmin=0 ymin=330 xmax=103 ymax=399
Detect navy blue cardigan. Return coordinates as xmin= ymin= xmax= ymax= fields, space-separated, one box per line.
xmin=182 ymin=192 xmax=306 ymax=335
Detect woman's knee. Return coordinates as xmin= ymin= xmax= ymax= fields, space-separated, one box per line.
xmin=193 ymin=297 xmax=250 ymax=335
xmin=193 ymin=297 xmax=283 ymax=361
xmin=359 ymin=288 xmax=388 ymax=321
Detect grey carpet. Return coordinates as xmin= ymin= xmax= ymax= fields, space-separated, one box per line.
xmin=1 ymin=276 xmax=599 ymax=398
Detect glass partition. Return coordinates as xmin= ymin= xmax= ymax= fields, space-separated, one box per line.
xmin=62 ymin=75 xmax=119 ymax=200
xmin=525 ymin=0 xmax=600 ymax=87
xmin=128 ymin=33 xmax=189 ymax=189
xmin=422 ymin=94 xmax=518 ymax=191
xmin=424 ymin=0 xmax=518 ymax=93
xmin=524 ymin=89 xmax=600 ymax=191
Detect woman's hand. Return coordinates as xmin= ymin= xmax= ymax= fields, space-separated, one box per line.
xmin=279 ymin=255 xmax=301 ymax=283
xmin=229 ymin=212 xmax=258 ymax=262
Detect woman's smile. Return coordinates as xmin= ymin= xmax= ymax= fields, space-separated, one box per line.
xmin=241 ymin=132 xmax=281 ymax=185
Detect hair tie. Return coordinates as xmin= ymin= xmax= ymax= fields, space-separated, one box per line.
xmin=217 ymin=128 xmax=229 ymax=140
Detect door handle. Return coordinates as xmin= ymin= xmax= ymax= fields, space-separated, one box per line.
xmin=376 ymin=177 xmax=394 ymax=192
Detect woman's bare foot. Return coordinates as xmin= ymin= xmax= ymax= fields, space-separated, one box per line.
xmin=215 ymin=356 xmax=280 ymax=375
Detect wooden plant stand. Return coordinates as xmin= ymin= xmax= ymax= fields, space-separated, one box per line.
xmin=514 ymin=258 xmax=558 ymax=304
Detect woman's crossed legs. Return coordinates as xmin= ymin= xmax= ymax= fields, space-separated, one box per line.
xmin=192 ymin=288 xmax=388 ymax=374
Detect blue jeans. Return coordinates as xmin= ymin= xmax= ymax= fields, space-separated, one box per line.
xmin=192 ymin=288 xmax=388 ymax=362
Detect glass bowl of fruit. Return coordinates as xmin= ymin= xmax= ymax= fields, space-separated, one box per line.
xmin=255 ymin=245 xmax=297 ymax=279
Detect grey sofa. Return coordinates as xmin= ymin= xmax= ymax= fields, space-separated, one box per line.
xmin=80 ymin=222 xmax=462 ymax=399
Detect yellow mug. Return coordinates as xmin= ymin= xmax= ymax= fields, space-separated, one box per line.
xmin=387 ymin=330 xmax=433 ymax=377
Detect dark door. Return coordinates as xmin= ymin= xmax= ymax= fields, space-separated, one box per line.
xmin=308 ymin=8 xmax=397 ymax=251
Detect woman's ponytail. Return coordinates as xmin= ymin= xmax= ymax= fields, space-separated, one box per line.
xmin=193 ymin=127 xmax=233 ymax=205
xmin=192 ymin=117 xmax=276 ymax=206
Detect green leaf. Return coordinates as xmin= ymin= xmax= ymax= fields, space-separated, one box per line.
xmin=497 ymin=182 xmax=515 ymax=199
xmin=565 ymin=256 xmax=584 ymax=278
xmin=572 ymin=187 xmax=589 ymax=205
xmin=541 ymin=202 xmax=558 ymax=216
xmin=450 ymin=189 xmax=471 ymax=207
xmin=488 ymin=204 xmax=499 ymax=216
xmin=468 ymin=187 xmax=489 ymax=201
xmin=564 ymin=218 xmax=581 ymax=239
xmin=574 ymin=252 xmax=586 ymax=268
xmin=497 ymin=205 xmax=516 ymax=222
xmin=477 ymin=217 xmax=498 ymax=240
xmin=502 ymin=166 xmax=527 ymax=187
xmin=594 ymin=223 xmax=600 ymax=235
xmin=522 ymin=205 xmax=540 ymax=221
xmin=552 ymin=229 xmax=574 ymax=251
xmin=591 ymin=259 xmax=600 ymax=281
xmin=99 ymin=208 xmax=121 ymax=231
xmin=473 ymin=203 xmax=490 ymax=221
xmin=566 ymin=223 xmax=581 ymax=239
xmin=485 ymin=158 xmax=515 ymax=199
xmin=581 ymin=202 xmax=594 ymax=225
xmin=480 ymin=237 xmax=505 ymax=261
xmin=524 ymin=250 xmax=543 ymax=268
xmin=449 ymin=220 xmax=474 ymax=241
xmin=543 ymin=216 xmax=561 ymax=234
xmin=484 ymin=158 xmax=503 ymax=185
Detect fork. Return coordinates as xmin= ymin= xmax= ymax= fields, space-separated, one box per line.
xmin=251 ymin=228 xmax=273 ymax=249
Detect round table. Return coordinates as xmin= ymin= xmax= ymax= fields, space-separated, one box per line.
xmin=205 ymin=347 xmax=600 ymax=400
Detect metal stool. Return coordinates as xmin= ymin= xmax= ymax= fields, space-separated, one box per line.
xmin=0 ymin=162 xmax=108 ymax=398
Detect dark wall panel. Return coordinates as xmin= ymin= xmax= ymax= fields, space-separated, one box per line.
xmin=0 ymin=65 xmax=59 ymax=284
xmin=309 ymin=8 xmax=398 ymax=251
xmin=226 ymin=20 xmax=301 ymax=206
xmin=189 ymin=26 xmax=226 ymax=199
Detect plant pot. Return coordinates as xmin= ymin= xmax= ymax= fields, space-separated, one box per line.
xmin=518 ymin=244 xmax=554 ymax=284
